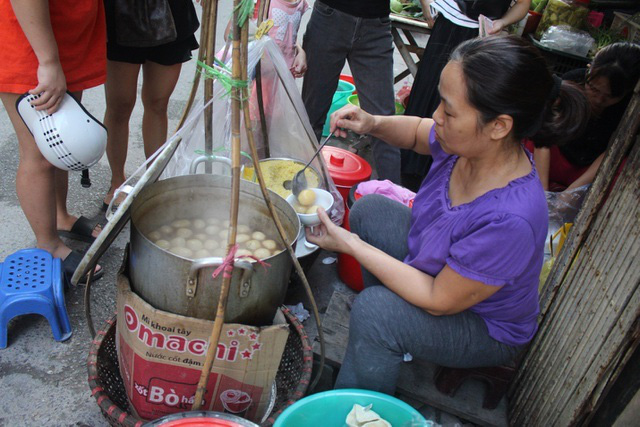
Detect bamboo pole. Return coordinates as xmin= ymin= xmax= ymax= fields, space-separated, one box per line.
xmin=192 ymin=0 xmax=243 ymax=409
xmin=239 ymin=20 xmax=326 ymax=392
xmin=175 ymin=0 xmax=218 ymax=131
xmin=203 ymin=0 xmax=219 ymax=174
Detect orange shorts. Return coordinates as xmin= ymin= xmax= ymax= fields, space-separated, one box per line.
xmin=0 ymin=0 xmax=106 ymax=94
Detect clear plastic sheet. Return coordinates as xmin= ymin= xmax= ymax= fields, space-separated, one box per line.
xmin=545 ymin=184 xmax=590 ymax=256
xmin=162 ymin=37 xmax=345 ymax=225
xmin=540 ymin=25 xmax=595 ymax=57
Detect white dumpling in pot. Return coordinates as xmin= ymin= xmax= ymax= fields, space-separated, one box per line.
xmin=147 ymin=231 xmax=162 ymax=241
xmin=193 ymin=233 xmax=207 ymax=242
xmin=205 ymin=225 xmax=220 ymax=236
xmin=155 ymin=239 xmax=171 ymax=250
xmin=171 ymin=246 xmax=193 ymax=258
xmin=237 ymin=224 xmax=251 ymax=234
xmin=236 ymin=233 xmax=250 ymax=243
xmin=253 ymin=248 xmax=271 ymax=260
xmin=245 ymin=239 xmax=262 ymax=251
xmin=251 ymin=231 xmax=266 ymax=241
xmin=203 ymin=239 xmax=219 ymax=251
xmin=236 ymin=248 xmax=253 ymax=257
xmin=159 ymin=225 xmax=174 ymax=235
xmin=186 ymin=239 xmax=203 ymax=251
xmin=262 ymin=239 xmax=277 ymax=250
xmin=206 ymin=217 xmax=219 ymax=225
xmin=192 ymin=219 xmax=206 ymax=230
xmin=176 ymin=227 xmax=193 ymax=239
xmin=194 ymin=249 xmax=211 ymax=259
xmin=218 ymin=229 xmax=229 ymax=240
xmin=170 ymin=237 xmax=186 ymax=248
xmin=172 ymin=219 xmax=191 ymax=228
xmin=212 ymin=248 xmax=226 ymax=257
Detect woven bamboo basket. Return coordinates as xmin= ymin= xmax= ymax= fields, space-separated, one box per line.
xmin=87 ymin=306 xmax=313 ymax=427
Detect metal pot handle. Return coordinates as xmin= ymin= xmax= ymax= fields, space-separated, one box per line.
xmin=189 ymin=155 xmax=232 ymax=175
xmin=106 ymin=184 xmax=134 ymax=221
xmin=187 ymin=257 xmax=254 ymax=298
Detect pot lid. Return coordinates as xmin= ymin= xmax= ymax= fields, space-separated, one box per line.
xmin=320 ymin=146 xmax=372 ymax=187
xmin=71 ymin=136 xmax=187 ymax=285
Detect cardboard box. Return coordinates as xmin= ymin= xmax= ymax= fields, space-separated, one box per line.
xmin=116 ymin=271 xmax=289 ymax=422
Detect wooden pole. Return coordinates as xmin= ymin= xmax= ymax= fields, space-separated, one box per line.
xmin=239 ymin=23 xmax=325 ymax=391
xmin=192 ymin=0 xmax=242 ymax=410
xmin=175 ymin=0 xmax=218 ymax=132
xmin=203 ymin=0 xmax=219 ymax=174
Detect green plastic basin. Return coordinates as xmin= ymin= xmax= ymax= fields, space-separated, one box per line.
xmin=273 ymin=389 xmax=429 ymax=427
xmin=347 ymin=94 xmax=405 ymax=115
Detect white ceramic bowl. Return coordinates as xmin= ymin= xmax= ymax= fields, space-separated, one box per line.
xmin=286 ymin=188 xmax=334 ymax=227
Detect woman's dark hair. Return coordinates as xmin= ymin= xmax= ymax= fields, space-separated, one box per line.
xmin=449 ymin=35 xmax=590 ymax=148
xmin=587 ymin=42 xmax=640 ymax=98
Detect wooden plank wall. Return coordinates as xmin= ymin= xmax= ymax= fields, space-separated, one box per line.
xmin=509 ymin=81 xmax=640 ymax=425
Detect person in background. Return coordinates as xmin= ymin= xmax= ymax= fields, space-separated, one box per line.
xmin=264 ymin=0 xmax=309 ymax=78
xmin=223 ymin=0 xmax=309 ymax=78
xmin=401 ymin=0 xmax=531 ymax=191
xmin=307 ymin=36 xmax=588 ymax=393
xmin=101 ymin=0 xmax=199 ymax=211
xmin=0 ymin=0 xmax=106 ymax=280
xmin=528 ymin=42 xmax=640 ymax=191
xmin=301 ymin=0 xmax=401 ymax=184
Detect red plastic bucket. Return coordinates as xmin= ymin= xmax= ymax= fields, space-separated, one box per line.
xmin=143 ymin=411 xmax=259 ymax=427
xmin=320 ymin=147 xmax=371 ymax=291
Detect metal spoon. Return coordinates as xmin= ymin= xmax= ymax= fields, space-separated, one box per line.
xmin=291 ymin=131 xmax=334 ymax=197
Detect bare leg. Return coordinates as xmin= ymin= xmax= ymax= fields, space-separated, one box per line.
xmin=53 ymin=91 xmax=99 ymax=237
xmin=141 ymin=61 xmax=182 ymax=159
xmin=103 ymin=60 xmax=141 ymax=204
xmin=1 ymin=92 xmax=70 ymax=259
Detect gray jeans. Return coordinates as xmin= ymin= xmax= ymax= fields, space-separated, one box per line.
xmin=334 ymin=195 xmax=523 ymax=394
xmin=302 ymin=2 xmax=401 ymax=184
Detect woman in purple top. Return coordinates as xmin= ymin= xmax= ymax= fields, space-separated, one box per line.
xmin=306 ymin=36 xmax=588 ymax=393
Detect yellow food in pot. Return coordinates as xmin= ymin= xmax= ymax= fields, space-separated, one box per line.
xmin=242 ymin=159 xmax=320 ymax=198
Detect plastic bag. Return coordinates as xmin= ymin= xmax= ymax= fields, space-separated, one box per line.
xmin=535 ymin=0 xmax=589 ymax=39
xmin=539 ymin=25 xmax=595 ymax=57
xmin=161 ymin=36 xmax=345 ymax=225
xmin=538 ymin=185 xmax=588 ymax=290
xmin=544 ymin=184 xmax=589 ymax=257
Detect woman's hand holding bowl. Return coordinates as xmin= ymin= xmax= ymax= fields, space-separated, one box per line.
xmin=329 ymin=104 xmax=375 ymax=139
xmin=305 ymin=208 xmax=358 ymax=255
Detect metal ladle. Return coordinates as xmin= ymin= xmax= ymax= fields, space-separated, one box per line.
xmin=291 ymin=131 xmax=334 ymax=197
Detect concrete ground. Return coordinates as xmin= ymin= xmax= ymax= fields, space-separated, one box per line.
xmin=0 ymin=3 xmax=470 ymax=426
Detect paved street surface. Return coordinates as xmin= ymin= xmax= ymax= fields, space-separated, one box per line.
xmin=0 ymin=3 xmax=462 ymax=426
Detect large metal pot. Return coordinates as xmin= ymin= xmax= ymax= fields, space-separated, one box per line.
xmin=129 ymin=174 xmax=300 ymax=326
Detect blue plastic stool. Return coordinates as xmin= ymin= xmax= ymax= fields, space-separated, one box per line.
xmin=0 ymin=248 xmax=72 ymax=349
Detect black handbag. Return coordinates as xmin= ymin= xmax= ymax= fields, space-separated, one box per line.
xmin=114 ymin=0 xmax=177 ymax=47
xmin=454 ymin=0 xmax=512 ymax=20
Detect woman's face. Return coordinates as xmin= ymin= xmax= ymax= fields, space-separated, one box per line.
xmin=585 ymin=75 xmax=624 ymax=114
xmin=432 ymin=62 xmax=490 ymax=157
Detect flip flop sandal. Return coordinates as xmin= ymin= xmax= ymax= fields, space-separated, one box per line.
xmin=62 ymin=249 xmax=103 ymax=285
xmin=58 ymin=215 xmax=101 ymax=243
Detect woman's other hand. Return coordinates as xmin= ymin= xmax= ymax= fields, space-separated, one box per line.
xmin=487 ymin=19 xmax=505 ymax=35
xmin=420 ymin=0 xmax=435 ymax=27
xmin=29 ymin=60 xmax=66 ymax=114
xmin=306 ymin=208 xmax=358 ymax=254
xmin=291 ymin=45 xmax=307 ymax=78
xmin=329 ymin=104 xmax=375 ymax=138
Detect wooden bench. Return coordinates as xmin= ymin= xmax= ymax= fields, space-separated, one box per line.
xmin=312 ymin=290 xmax=509 ymax=427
